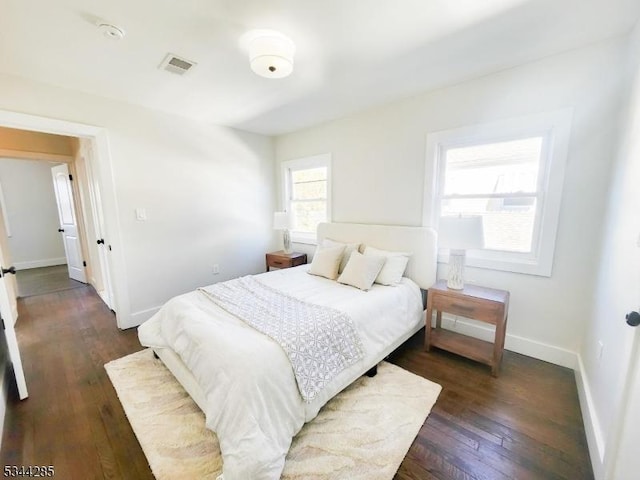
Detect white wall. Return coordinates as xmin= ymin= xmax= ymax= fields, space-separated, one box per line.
xmin=0 ymin=73 xmax=276 ymax=327
xmin=0 ymin=158 xmax=65 ymax=269
xmin=276 ymin=37 xmax=627 ymax=367
xmin=578 ymin=20 xmax=640 ymax=478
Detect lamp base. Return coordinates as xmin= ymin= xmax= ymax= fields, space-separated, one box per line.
xmin=283 ymin=229 xmax=292 ymax=254
xmin=447 ymin=249 xmax=466 ymax=290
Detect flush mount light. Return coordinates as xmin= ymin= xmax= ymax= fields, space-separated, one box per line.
xmin=97 ymin=22 xmax=126 ymax=40
xmin=245 ymin=30 xmax=295 ymax=79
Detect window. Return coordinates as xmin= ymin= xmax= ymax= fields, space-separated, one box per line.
xmin=282 ymin=154 xmax=331 ymax=244
xmin=425 ymin=110 xmax=572 ymax=276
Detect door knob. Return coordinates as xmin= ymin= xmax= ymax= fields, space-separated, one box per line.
xmin=1 ymin=266 xmax=16 ymax=275
xmin=626 ymin=311 xmax=640 ymax=327
xmin=58 ymin=228 xmax=64 ymax=232
xmin=97 ymin=239 xmax=105 ymax=245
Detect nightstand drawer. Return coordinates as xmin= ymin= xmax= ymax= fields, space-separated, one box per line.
xmin=265 ymin=251 xmax=307 ymax=271
xmin=432 ymin=294 xmax=502 ymax=324
xmin=267 ymin=257 xmax=294 ymax=268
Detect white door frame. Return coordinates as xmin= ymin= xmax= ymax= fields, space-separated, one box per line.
xmin=74 ymin=141 xmax=114 ymax=309
xmin=0 ymin=109 xmax=130 ymax=327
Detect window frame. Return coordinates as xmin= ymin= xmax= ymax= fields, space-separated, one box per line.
xmin=424 ymin=110 xmax=572 ymax=277
xmin=281 ymin=153 xmax=332 ymax=245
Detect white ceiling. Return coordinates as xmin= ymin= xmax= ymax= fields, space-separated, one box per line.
xmin=1 ymin=0 xmax=639 ymax=136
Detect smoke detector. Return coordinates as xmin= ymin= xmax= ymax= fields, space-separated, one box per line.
xmin=159 ymin=53 xmax=197 ymax=76
xmin=97 ymin=23 xmax=125 ymax=40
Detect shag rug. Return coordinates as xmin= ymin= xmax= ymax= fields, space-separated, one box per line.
xmin=105 ymin=349 xmax=441 ymax=480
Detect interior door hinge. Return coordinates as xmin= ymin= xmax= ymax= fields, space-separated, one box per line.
xmin=1 ymin=317 xmax=4 ymax=330
xmin=69 ymin=174 xmax=73 ymax=181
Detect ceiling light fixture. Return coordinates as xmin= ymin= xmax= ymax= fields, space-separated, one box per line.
xmin=246 ymin=30 xmax=295 ymax=79
xmin=97 ymin=22 xmax=126 ymax=41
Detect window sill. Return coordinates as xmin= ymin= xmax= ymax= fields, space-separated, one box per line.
xmin=291 ymin=234 xmax=318 ymax=246
xmin=437 ymin=251 xmax=552 ymax=277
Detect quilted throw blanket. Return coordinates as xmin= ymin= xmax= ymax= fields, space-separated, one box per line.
xmin=198 ymin=276 xmax=363 ymax=402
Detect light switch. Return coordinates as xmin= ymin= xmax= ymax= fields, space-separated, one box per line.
xmin=135 ymin=208 xmax=147 ymax=221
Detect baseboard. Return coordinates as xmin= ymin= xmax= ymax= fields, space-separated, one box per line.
xmin=575 ymin=354 xmax=606 ymax=479
xmin=437 ymin=314 xmax=578 ymax=368
xmin=123 ymin=306 xmax=162 ymax=329
xmin=95 ymin=289 xmax=113 ymax=310
xmin=14 ymin=257 xmax=66 ymax=270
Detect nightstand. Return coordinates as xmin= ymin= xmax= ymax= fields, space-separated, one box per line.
xmin=265 ymin=251 xmax=307 ymax=271
xmin=425 ymin=280 xmax=510 ymax=376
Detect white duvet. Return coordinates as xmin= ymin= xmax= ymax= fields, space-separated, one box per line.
xmin=138 ymin=265 xmax=423 ymax=480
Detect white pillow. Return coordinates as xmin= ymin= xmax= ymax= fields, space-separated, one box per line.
xmin=323 ymin=238 xmax=361 ymax=273
xmin=363 ymin=246 xmax=411 ymax=285
xmin=337 ymin=251 xmax=386 ymax=291
xmin=308 ymin=245 xmax=345 ymax=280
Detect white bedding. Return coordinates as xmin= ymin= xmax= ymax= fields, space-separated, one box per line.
xmin=138 ymin=265 xmax=423 ymax=480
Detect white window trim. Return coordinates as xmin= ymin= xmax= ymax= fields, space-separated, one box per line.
xmin=423 ymin=109 xmax=573 ymax=277
xmin=281 ymin=153 xmax=332 ymax=245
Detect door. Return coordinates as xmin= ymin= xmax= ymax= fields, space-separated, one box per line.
xmin=611 ymin=335 xmax=640 ymax=478
xmin=0 ymin=268 xmax=27 ymax=400
xmin=606 ymin=227 xmax=640 ymax=478
xmin=51 ymin=164 xmax=86 ymax=283
xmin=0 ymin=200 xmax=27 ymax=400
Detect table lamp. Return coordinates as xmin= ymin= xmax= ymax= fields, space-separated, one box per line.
xmin=438 ymin=215 xmax=484 ymax=290
xmin=273 ymin=211 xmax=293 ymax=254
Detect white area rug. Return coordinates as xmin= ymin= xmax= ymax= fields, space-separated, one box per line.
xmin=105 ymin=349 xmax=441 ymax=480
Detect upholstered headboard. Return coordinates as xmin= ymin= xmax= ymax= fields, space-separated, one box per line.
xmin=317 ymin=222 xmax=438 ymax=290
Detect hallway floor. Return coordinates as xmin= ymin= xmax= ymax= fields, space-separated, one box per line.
xmin=15 ymin=265 xmax=85 ymax=297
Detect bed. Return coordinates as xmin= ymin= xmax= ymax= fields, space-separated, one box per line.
xmin=138 ymin=222 xmax=437 ymax=480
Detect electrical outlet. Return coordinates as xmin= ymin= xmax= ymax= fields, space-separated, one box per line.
xmin=597 ymin=341 xmax=604 ymax=361
xmin=135 ymin=207 xmax=147 ymax=221
xmin=212 ymin=264 xmax=220 ymax=275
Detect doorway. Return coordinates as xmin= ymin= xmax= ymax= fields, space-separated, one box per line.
xmin=0 ymin=131 xmax=109 ymax=305
xmin=0 ymin=110 xmax=129 ymax=328
xmin=0 ymin=156 xmax=87 ymax=298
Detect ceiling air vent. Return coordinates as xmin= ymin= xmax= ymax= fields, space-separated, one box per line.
xmin=159 ymin=53 xmax=197 ymax=76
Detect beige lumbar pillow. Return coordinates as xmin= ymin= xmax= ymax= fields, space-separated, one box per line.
xmin=337 ymin=251 xmax=386 ymax=291
xmin=322 ymin=238 xmax=361 ymax=274
xmin=363 ymin=246 xmax=411 ymax=285
xmin=308 ymin=245 xmax=346 ymax=280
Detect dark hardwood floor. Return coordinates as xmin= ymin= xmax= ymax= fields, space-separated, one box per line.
xmin=1 ymin=286 xmax=152 ymax=479
xmin=390 ymin=337 xmax=593 ymax=480
xmin=1 ymin=286 xmax=593 ymax=479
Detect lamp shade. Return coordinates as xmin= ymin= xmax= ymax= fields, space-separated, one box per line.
xmin=438 ymin=215 xmax=484 ymax=250
xmin=273 ymin=211 xmax=292 ymax=230
xmin=249 ymin=32 xmax=295 ymax=79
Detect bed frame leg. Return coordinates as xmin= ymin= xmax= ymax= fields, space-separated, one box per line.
xmin=365 ymin=365 xmax=377 ymax=377
xmin=153 ymin=351 xmax=159 ymax=360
